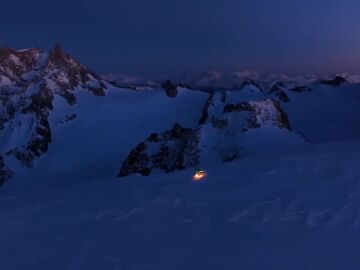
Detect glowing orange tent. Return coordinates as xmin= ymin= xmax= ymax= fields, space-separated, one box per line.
xmin=193 ymin=168 xmax=206 ymax=181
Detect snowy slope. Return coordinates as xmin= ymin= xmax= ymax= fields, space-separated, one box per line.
xmin=283 ymin=82 xmax=360 ymax=142
xmin=1 ymin=137 xmax=360 ymax=269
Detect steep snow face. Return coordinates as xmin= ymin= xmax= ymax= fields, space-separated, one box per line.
xmin=283 ymin=83 xmax=360 ymax=142
xmin=0 ymin=45 xmax=108 ymax=184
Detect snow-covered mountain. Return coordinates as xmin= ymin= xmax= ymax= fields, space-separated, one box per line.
xmin=1 ymin=47 xmax=360 ymax=269
xmin=0 ymin=45 xmax=107 ymax=184
xmin=104 ymin=70 xmax=360 ymax=92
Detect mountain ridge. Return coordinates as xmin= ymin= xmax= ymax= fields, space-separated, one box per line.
xmin=1 ymin=46 xmax=360 ymax=185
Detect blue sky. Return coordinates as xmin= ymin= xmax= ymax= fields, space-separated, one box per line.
xmin=2 ymin=0 xmax=360 ymax=77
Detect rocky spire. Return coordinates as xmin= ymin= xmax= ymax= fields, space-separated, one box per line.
xmin=49 ymin=43 xmax=68 ymax=67
xmin=0 ymin=47 xmax=15 ymax=60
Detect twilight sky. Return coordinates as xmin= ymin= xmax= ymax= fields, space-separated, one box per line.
xmin=2 ymin=0 xmax=360 ymax=77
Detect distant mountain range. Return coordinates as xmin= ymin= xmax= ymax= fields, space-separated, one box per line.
xmin=102 ymin=70 xmax=360 ymax=91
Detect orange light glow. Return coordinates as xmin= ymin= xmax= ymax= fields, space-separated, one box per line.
xmin=193 ymin=171 xmax=206 ymax=181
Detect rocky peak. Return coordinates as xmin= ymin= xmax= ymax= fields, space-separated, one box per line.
xmin=49 ymin=44 xmax=66 ymax=65
xmin=268 ymin=82 xmax=290 ymax=102
xmin=239 ymin=79 xmax=263 ymax=91
xmin=43 ymin=44 xmax=106 ymax=101
xmin=289 ymin=85 xmax=311 ymax=93
xmin=320 ymin=75 xmax=347 ymax=86
xmin=162 ymin=80 xmax=178 ymax=97
xmin=47 ymin=44 xmax=86 ymax=82
xmin=48 ymin=44 xmax=82 ymax=72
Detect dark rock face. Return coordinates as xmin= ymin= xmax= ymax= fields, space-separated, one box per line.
xmin=320 ymin=76 xmax=347 ymax=86
xmin=22 ymin=85 xmax=54 ymax=115
xmin=199 ymin=93 xmax=214 ymax=125
xmin=59 ymin=113 xmax=77 ymax=124
xmin=269 ymin=82 xmax=290 ymax=102
xmin=273 ymin=100 xmax=292 ymax=130
xmin=224 ymin=99 xmax=291 ymax=130
xmin=28 ymin=117 xmax=52 ymax=156
xmin=276 ymin=90 xmax=290 ymax=102
xmin=118 ymin=124 xmax=200 ymax=177
xmin=223 ymin=102 xmax=252 ymax=113
xmin=289 ymin=86 xmax=311 ymax=93
xmin=162 ymin=80 xmax=178 ymax=98
xmin=88 ymin=86 xmax=106 ymax=96
xmin=0 ymin=156 xmax=12 ymax=186
xmin=199 ymin=91 xmax=226 ymax=125
xmin=0 ymin=45 xmax=108 ymax=183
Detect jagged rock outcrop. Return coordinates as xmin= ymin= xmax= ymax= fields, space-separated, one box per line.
xmin=289 ymin=85 xmax=311 ymax=93
xmin=199 ymin=91 xmax=227 ymax=125
xmin=224 ymin=99 xmax=291 ymax=130
xmin=268 ymin=82 xmax=290 ymax=102
xmin=59 ymin=113 xmax=77 ymax=124
xmin=162 ymin=80 xmax=178 ymax=97
xmin=0 ymin=156 xmax=12 ymax=186
xmin=46 ymin=44 xmax=106 ymax=101
xmin=320 ymin=76 xmax=347 ymax=86
xmin=118 ymin=124 xmax=200 ymax=177
xmin=0 ymin=45 xmax=108 ymax=183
